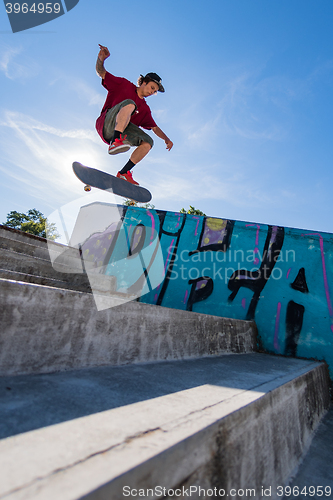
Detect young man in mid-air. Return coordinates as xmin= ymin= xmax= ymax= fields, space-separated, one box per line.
xmin=95 ymin=44 xmax=173 ymax=186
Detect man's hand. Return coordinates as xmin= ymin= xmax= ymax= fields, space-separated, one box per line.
xmin=152 ymin=126 xmax=173 ymax=151
xmin=96 ymin=44 xmax=109 ymax=79
xmin=98 ymin=44 xmax=110 ymax=62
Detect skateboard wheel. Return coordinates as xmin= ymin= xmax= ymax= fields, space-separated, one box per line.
xmin=84 ymin=185 xmax=91 ymax=192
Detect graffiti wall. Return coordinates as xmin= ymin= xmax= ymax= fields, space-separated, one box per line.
xmin=74 ymin=203 xmax=333 ymax=376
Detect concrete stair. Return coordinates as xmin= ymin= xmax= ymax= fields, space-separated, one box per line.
xmin=0 ymin=225 xmax=331 ymax=499
xmin=0 ymin=277 xmax=257 ymax=375
xmin=0 ymin=224 xmax=91 ymax=293
xmin=0 ymin=354 xmax=330 ymax=500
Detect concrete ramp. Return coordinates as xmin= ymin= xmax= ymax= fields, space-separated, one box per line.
xmin=0 ymin=354 xmax=329 ymax=500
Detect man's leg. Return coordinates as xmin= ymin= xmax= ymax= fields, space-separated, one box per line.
xmin=117 ymin=122 xmax=154 ymax=184
xmin=103 ymin=100 xmax=137 ymax=155
xmin=131 ymin=141 xmax=152 ymax=163
xmin=117 ymin=142 xmax=152 ymax=185
xmin=113 ymin=103 xmax=136 ymax=136
xmin=109 ymin=104 xmax=136 ymax=154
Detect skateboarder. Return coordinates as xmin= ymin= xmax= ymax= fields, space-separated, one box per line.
xmin=95 ymin=44 xmax=173 ymax=186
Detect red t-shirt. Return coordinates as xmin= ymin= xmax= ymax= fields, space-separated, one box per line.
xmin=95 ymin=72 xmax=157 ymax=144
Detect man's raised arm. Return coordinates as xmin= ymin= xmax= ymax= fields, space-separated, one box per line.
xmin=96 ymin=44 xmax=110 ymax=79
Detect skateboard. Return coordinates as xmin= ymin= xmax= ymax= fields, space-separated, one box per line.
xmin=72 ymin=162 xmax=152 ymax=203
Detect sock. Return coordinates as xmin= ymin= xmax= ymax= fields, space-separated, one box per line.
xmin=110 ymin=130 xmax=121 ymax=143
xmin=119 ymin=160 xmax=135 ymax=175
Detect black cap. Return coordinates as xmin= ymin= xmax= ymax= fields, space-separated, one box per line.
xmin=141 ymin=72 xmax=165 ymax=92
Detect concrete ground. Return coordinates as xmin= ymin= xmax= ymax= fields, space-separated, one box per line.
xmin=285 ymin=407 xmax=333 ymax=500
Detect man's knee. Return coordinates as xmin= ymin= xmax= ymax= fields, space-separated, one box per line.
xmin=142 ymin=138 xmax=154 ymax=149
xmin=118 ymin=103 xmax=136 ymax=116
xmin=141 ymin=140 xmax=153 ymax=150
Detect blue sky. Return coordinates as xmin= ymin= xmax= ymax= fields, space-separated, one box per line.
xmin=1 ymin=0 xmax=333 ymax=239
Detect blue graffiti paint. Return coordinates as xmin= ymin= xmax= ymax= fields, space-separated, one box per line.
xmin=78 ymin=203 xmax=333 ymax=377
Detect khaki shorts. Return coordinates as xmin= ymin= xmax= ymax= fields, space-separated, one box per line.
xmin=103 ymin=99 xmax=154 ymax=148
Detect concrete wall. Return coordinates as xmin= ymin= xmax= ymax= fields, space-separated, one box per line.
xmin=70 ymin=203 xmax=333 ymax=376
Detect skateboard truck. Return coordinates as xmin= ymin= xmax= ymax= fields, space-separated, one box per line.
xmin=84 ymin=185 xmax=91 ymax=192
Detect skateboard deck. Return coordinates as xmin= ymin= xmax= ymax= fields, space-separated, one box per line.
xmin=72 ymin=162 xmax=152 ymax=203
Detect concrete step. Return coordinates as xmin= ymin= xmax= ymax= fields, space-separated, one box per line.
xmin=0 ymin=278 xmax=257 ymax=376
xmin=0 ymin=268 xmax=90 ymax=292
xmin=0 ymin=224 xmax=50 ymax=247
xmin=0 ymin=225 xmax=106 ymax=293
xmin=0 ymin=225 xmax=78 ymax=265
xmin=0 ymin=224 xmax=98 ymax=268
xmin=0 ymin=225 xmax=88 ymax=273
xmin=1 ymin=225 xmax=58 ymax=260
xmin=0 ymin=224 xmax=82 ymax=267
xmin=0 ymin=247 xmax=92 ymax=292
xmin=0 ymin=354 xmax=329 ymax=500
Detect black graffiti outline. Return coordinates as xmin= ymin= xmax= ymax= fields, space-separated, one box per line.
xmin=189 ymin=219 xmax=235 ymax=256
xmin=284 ymin=300 xmax=305 ymax=357
xmin=290 ymin=267 xmax=309 ymax=294
xmin=186 ymin=277 xmax=214 ymax=312
xmin=228 ymin=226 xmax=285 ymax=320
xmin=155 ymin=211 xmax=187 ymax=305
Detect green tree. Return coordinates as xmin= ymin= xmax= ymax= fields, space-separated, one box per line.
xmin=3 ymin=209 xmax=59 ymax=240
xmin=180 ymin=205 xmax=206 ymax=216
xmin=123 ymin=199 xmax=155 ymax=209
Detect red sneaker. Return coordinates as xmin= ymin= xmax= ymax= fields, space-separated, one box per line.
xmin=108 ymin=135 xmax=130 ymax=155
xmin=116 ymin=170 xmax=139 ymax=185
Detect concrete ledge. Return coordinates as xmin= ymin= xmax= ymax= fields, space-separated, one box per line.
xmin=0 ymin=225 xmax=51 ymax=246
xmin=0 ymin=268 xmax=90 ymax=292
xmin=0 ymin=279 xmax=257 ymax=375
xmin=1 ymin=229 xmax=56 ymax=261
xmin=0 ymin=354 xmax=329 ymax=500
